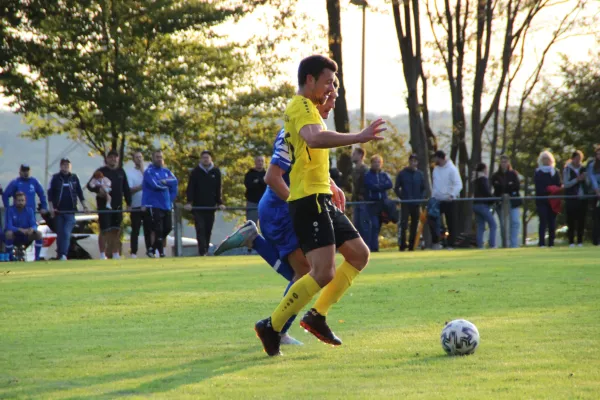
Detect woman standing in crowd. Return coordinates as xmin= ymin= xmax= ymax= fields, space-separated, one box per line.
xmin=587 ymin=146 xmax=600 ymax=246
xmin=534 ymin=151 xmax=562 ymax=248
xmin=473 ymin=163 xmax=497 ymax=249
xmin=563 ymin=150 xmax=587 ymax=247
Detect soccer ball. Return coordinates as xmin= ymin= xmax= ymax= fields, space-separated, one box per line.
xmin=440 ymin=319 xmax=480 ymax=356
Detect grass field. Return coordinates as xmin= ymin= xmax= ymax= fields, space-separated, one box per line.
xmin=1 ymin=247 xmax=599 ymax=399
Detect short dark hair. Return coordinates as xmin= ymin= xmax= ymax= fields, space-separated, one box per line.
xmin=201 ymin=150 xmax=212 ymax=157
xmin=60 ymin=158 xmax=71 ymax=165
xmin=152 ymin=149 xmax=163 ymax=157
xmin=107 ymin=149 xmax=119 ymax=157
xmin=434 ymin=150 xmax=446 ymax=160
xmin=499 ymin=154 xmax=510 ymax=162
xmin=409 ymin=154 xmax=418 ymax=161
xmin=353 ymin=147 xmax=365 ymax=158
xmin=298 ymin=55 xmax=338 ymax=87
xmin=476 ymin=162 xmax=487 ymax=173
xmin=14 ymin=191 xmax=26 ymax=199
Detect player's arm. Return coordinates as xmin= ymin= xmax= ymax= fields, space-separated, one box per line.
xmin=299 ymin=118 xmax=387 ymax=149
xmin=264 ymin=164 xmax=289 ymax=201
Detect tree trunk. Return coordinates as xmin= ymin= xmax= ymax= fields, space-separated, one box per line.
xmin=392 ymin=0 xmax=432 ymax=194
xmin=326 ymin=0 xmax=350 ymax=132
xmin=118 ymin=134 xmax=126 ymax=169
xmin=490 ymin=104 xmax=499 ymax=172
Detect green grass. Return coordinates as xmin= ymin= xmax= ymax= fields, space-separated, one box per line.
xmin=1 ymin=248 xmax=599 ymax=399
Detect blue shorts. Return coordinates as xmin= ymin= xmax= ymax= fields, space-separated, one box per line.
xmin=258 ymin=201 xmax=299 ymax=261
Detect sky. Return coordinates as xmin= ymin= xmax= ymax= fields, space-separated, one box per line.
xmin=281 ymin=0 xmax=599 ymax=117
xmin=1 ymin=0 xmax=597 ymax=119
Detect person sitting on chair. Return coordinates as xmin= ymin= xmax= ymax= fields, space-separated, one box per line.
xmin=5 ymin=191 xmax=42 ymax=261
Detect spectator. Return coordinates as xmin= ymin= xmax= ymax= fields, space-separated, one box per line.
xmin=87 ymin=150 xmax=131 ymax=260
xmin=563 ymin=150 xmax=587 ymax=247
xmin=534 ymin=150 xmax=562 ymax=248
xmin=244 ymin=155 xmax=267 ymax=224
xmin=430 ymin=150 xmax=463 ymax=249
xmin=587 ymin=146 xmax=600 ymax=246
xmin=394 ymin=154 xmax=425 ymax=251
xmin=4 ymin=192 xmax=42 ymax=261
xmin=3 ymin=164 xmax=47 ymax=259
xmin=48 ymin=158 xmax=88 ymax=261
xmin=142 ymin=150 xmax=178 ymax=258
xmin=350 ymin=147 xmax=370 ymax=241
xmin=126 ymin=150 xmax=147 ymax=258
xmin=364 ymin=154 xmax=393 ymax=252
xmin=329 ymin=166 xmax=343 ymax=188
xmin=473 ymin=163 xmax=497 ymax=249
xmin=491 ymin=155 xmax=521 ymax=248
xmin=185 ymin=150 xmax=224 ymax=256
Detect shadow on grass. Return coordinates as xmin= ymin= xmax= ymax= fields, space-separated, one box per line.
xmin=14 ymin=346 xmax=268 ymax=399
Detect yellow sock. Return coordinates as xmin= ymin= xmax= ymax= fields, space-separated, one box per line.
xmin=313 ymin=261 xmax=360 ymax=316
xmin=271 ymin=274 xmax=321 ymax=332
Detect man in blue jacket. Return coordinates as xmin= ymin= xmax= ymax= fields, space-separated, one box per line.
xmin=142 ymin=150 xmax=178 ymax=258
xmin=3 ymin=164 xmax=48 ymax=259
xmin=364 ymin=154 xmax=393 ymax=252
xmin=47 ymin=158 xmax=88 ymax=261
xmin=394 ymin=154 xmax=425 ymax=251
xmin=4 ymin=192 xmax=42 ymax=261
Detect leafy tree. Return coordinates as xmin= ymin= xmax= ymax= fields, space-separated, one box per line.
xmin=555 ymin=53 xmax=600 ymax=158
xmin=0 ymin=0 xmax=299 ymax=167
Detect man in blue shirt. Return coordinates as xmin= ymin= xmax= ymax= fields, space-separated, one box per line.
xmin=3 ymin=164 xmax=48 ymax=212
xmin=394 ymin=154 xmax=425 ymax=251
xmin=363 ymin=155 xmax=393 ymax=252
xmin=142 ymin=150 xmax=178 ymax=258
xmin=47 ymin=158 xmax=88 ymax=261
xmin=4 ymin=192 xmax=42 ymax=261
xmin=3 ymin=164 xmax=48 ymax=259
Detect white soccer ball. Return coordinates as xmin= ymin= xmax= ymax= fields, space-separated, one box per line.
xmin=440 ymin=319 xmax=480 ymax=356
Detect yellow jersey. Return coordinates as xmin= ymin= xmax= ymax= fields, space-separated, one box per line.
xmin=284 ymin=95 xmax=332 ymax=201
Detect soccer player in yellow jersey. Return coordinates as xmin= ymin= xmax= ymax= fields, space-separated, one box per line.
xmin=255 ymin=55 xmax=386 ymax=356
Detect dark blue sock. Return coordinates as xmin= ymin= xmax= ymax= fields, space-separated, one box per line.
xmin=252 ymin=235 xmax=294 ymax=281
xmin=35 ymin=239 xmax=42 ymax=260
xmin=5 ymin=239 xmax=14 ymax=261
xmin=281 ymin=280 xmax=297 ymax=334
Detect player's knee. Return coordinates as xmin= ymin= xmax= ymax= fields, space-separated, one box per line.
xmin=341 ymin=239 xmax=370 ymax=270
xmin=312 ymin=268 xmax=335 ymax=287
xmin=349 ymin=247 xmax=370 ymax=270
xmin=33 ymin=231 xmax=42 ymax=240
xmin=5 ymin=230 xmax=14 ymax=240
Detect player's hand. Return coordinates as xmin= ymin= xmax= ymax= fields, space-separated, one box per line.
xmin=331 ymin=183 xmax=346 ymax=212
xmin=357 ymin=118 xmax=386 ymax=143
xmin=184 ymin=203 xmax=192 ymax=211
xmin=218 ymin=204 xmax=226 ymax=211
xmin=83 ymin=205 xmax=89 ymax=213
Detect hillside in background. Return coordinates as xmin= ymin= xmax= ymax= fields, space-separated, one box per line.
xmin=0 ymin=109 xmax=454 ymax=244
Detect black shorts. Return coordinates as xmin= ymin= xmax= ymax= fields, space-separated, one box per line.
xmin=288 ymin=194 xmax=360 ymax=254
xmin=98 ymin=208 xmax=123 ymax=232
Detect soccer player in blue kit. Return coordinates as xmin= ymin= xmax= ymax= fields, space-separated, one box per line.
xmin=214 ymin=84 xmax=345 ymax=345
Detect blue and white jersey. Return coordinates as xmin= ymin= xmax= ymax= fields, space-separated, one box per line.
xmin=260 ymin=128 xmax=291 ymax=209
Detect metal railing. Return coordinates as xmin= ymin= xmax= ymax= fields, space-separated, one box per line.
xmin=1 ymin=192 xmax=598 ymax=257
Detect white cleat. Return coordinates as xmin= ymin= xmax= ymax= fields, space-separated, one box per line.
xmin=280 ymin=333 xmax=303 ymax=346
